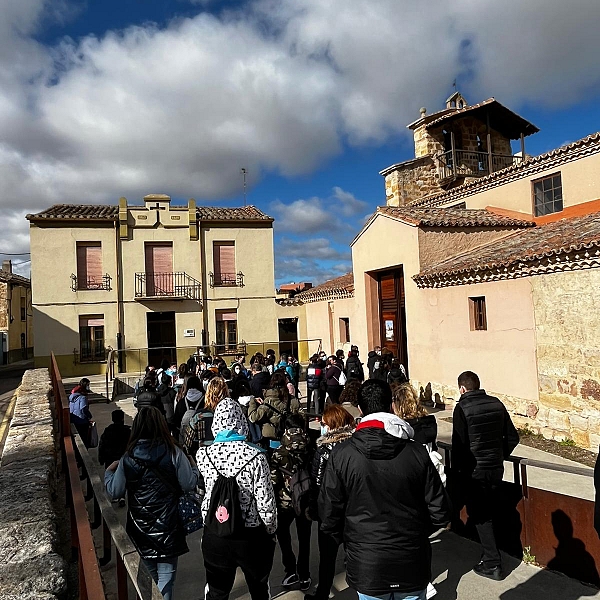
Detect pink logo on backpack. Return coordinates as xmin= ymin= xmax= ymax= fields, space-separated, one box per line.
xmin=215 ymin=505 xmax=229 ymax=523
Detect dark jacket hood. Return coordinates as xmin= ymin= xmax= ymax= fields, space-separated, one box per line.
xmin=129 ymin=439 xmax=172 ymax=466
xmin=352 ymin=427 xmax=409 ymax=460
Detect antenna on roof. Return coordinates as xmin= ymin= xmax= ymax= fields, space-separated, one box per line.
xmin=241 ymin=167 xmax=247 ymax=206
xmin=452 ymin=78 xmax=457 ymax=91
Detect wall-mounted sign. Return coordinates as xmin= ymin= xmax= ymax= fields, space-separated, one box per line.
xmin=137 ymin=214 xmax=148 ymax=220
xmin=385 ymin=320 xmax=394 ymax=341
xmin=183 ymin=329 xmax=195 ymax=337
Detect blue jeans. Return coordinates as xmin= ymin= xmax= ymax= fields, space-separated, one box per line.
xmin=358 ymin=591 xmax=427 ymax=600
xmin=143 ymin=557 xmax=178 ymax=600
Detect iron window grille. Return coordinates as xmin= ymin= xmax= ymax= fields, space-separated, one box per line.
xmin=71 ymin=273 xmax=112 ymax=291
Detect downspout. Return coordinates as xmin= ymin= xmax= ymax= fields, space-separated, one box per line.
xmin=115 ymin=207 xmax=125 ymax=373
xmin=199 ymin=221 xmax=210 ymax=351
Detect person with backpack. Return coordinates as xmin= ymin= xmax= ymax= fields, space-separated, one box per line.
xmin=345 ymin=349 xmax=364 ymax=382
xmin=197 ymin=398 xmax=277 ymax=600
xmin=388 ymin=358 xmax=408 ymax=385
xmin=174 ymin=376 xmax=204 ymax=443
xmin=98 ymin=409 xmax=131 ymax=469
xmin=306 ymin=354 xmax=324 ymax=414
xmin=69 ymin=378 xmax=94 ymax=447
xmin=248 ymin=372 xmax=301 ymax=443
xmin=325 ymin=356 xmax=344 ymax=405
xmin=306 ymin=405 xmax=355 ymax=600
xmin=367 ymin=346 xmax=381 ymax=379
xmin=105 ymin=406 xmax=199 ymax=600
xmin=270 ymin=413 xmax=313 ymax=590
xmin=182 ymin=376 xmax=228 ymax=456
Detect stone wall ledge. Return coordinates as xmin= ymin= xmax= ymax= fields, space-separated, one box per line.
xmin=0 ymin=369 xmax=66 ymax=600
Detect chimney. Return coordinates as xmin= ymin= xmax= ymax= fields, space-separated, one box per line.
xmin=2 ymin=260 xmax=12 ymax=273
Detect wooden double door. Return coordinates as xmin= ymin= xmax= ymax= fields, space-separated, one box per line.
xmin=378 ymin=268 xmax=409 ymax=372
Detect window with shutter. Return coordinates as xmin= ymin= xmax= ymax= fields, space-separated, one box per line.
xmin=216 ymin=310 xmax=237 ymax=352
xmin=145 ymin=243 xmax=174 ymax=295
xmin=213 ymin=242 xmax=236 ymax=285
xmin=79 ymin=315 xmax=105 ymax=361
xmin=76 ymin=242 xmax=103 ymax=289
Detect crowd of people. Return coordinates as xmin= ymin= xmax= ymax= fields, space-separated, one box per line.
xmin=68 ymin=345 xmax=520 ymax=600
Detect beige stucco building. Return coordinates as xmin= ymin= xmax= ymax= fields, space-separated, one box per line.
xmin=0 ymin=261 xmax=33 ymax=365
xmin=27 ymin=194 xmax=279 ymax=376
xmin=291 ymin=93 xmax=600 ymax=451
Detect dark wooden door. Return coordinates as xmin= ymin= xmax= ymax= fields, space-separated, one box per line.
xmin=378 ymin=269 xmax=409 ymax=372
xmin=146 ymin=311 xmax=176 ymax=367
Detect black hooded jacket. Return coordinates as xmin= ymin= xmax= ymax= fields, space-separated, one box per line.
xmin=319 ymin=424 xmax=450 ymax=595
xmin=367 ymin=351 xmax=380 ymax=379
xmin=250 ymin=370 xmax=271 ymax=398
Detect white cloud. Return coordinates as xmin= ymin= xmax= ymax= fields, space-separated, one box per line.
xmin=271 ymin=197 xmax=332 ymax=234
xmin=2 ymin=0 xmax=600 ymax=279
xmin=332 ymin=187 xmax=369 ymax=217
xmin=279 ymin=237 xmax=350 ymax=261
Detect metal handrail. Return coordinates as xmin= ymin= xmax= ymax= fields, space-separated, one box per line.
xmin=436 ymin=149 xmax=523 ymax=180
xmin=51 ymin=352 xmax=162 ymax=599
xmin=51 ymin=353 xmax=106 ymax=600
xmin=134 ymin=272 xmax=201 ymax=300
xmin=209 ymin=271 xmax=245 ymax=287
xmin=71 ymin=273 xmax=112 ymax=291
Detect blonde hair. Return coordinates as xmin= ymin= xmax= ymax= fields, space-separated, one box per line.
xmin=391 ymin=382 xmax=427 ymax=420
xmin=205 ymin=377 xmax=229 ymax=411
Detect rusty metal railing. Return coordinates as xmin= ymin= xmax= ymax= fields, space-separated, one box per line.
xmin=51 ymin=352 xmax=162 ymax=599
xmin=438 ymin=440 xmax=600 ymax=585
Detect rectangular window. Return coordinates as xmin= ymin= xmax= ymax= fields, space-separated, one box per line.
xmin=533 ymin=173 xmax=563 ymax=217
xmin=216 ymin=310 xmax=237 ymax=352
xmin=469 ymin=297 xmax=487 ymax=331
xmin=213 ymin=242 xmax=236 ymax=286
xmin=145 ymin=243 xmax=173 ymax=295
xmin=79 ymin=315 xmax=105 ymax=362
xmin=339 ymin=317 xmax=350 ymax=343
xmin=76 ymin=242 xmax=103 ymax=289
xmin=20 ymin=296 xmax=26 ymax=321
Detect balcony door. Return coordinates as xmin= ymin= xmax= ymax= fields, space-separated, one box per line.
xmin=145 ymin=243 xmax=173 ymax=296
xmin=378 ymin=269 xmax=409 ymax=373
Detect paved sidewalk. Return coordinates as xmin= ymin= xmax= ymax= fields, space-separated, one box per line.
xmin=78 ymin=387 xmax=600 ymax=600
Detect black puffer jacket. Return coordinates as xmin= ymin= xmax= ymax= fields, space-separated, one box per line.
xmin=121 ymin=441 xmax=189 ymax=559
xmin=306 ymin=364 xmax=324 ymax=391
xmin=309 ymin=425 xmax=353 ymax=519
xmin=157 ymin=383 xmax=176 ymax=427
xmin=452 ymin=389 xmax=519 ymax=479
xmin=407 ymin=414 xmax=438 ymax=448
xmin=319 ymin=425 xmax=450 ymax=595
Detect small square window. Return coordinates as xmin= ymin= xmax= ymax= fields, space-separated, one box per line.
xmin=469 ymin=297 xmax=487 ymax=331
xmin=533 ymin=173 xmax=563 ymax=217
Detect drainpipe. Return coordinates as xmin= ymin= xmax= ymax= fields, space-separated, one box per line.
xmin=199 ymin=222 xmax=210 ymax=352
xmin=115 ymin=219 xmax=125 ymax=372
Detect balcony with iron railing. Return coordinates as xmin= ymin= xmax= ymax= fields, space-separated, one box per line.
xmin=71 ymin=273 xmax=112 ymax=291
xmin=209 ymin=271 xmax=245 ymax=288
xmin=134 ymin=271 xmax=201 ymax=300
xmin=436 ymin=149 xmax=524 ymax=181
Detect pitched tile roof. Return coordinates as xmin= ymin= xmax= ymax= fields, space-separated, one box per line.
xmin=26 ymin=205 xmax=119 ymax=221
xmin=0 ymin=270 xmax=30 ymax=286
xmin=196 ymin=205 xmax=273 ymax=222
xmin=295 ymin=273 xmax=354 ymax=303
xmin=27 ymin=203 xmax=273 ymax=222
xmin=376 ymin=206 xmax=535 ymax=228
xmin=414 ymin=211 xmax=600 ymax=287
xmin=411 ymin=131 xmax=600 ymax=208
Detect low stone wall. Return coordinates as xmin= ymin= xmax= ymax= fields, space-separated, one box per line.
xmin=0 ymin=369 xmax=67 ymax=600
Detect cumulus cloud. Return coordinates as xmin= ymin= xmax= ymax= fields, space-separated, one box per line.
xmin=275 ymin=256 xmax=352 ymax=285
xmin=279 ymin=237 xmax=350 ymax=261
xmin=3 ymin=0 xmax=600 ymax=280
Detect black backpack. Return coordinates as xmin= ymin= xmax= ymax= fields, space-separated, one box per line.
xmin=281 ymin=464 xmax=312 ymax=517
xmin=204 ymin=450 xmax=260 ymax=537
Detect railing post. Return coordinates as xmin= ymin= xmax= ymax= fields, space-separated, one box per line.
xmin=450 ymin=133 xmax=457 ymax=178
xmin=116 ymin=552 xmax=128 ymax=600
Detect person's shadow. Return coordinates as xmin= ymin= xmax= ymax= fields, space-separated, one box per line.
xmin=499 ymin=509 xmax=599 ymax=600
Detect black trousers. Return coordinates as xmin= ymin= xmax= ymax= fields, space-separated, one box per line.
xmin=276 ymin=509 xmax=312 ymax=580
xmin=315 ymin=529 xmax=340 ymax=599
xmin=202 ymin=527 xmax=275 ymax=600
xmin=327 ymin=385 xmax=343 ymax=405
xmin=465 ymin=478 xmax=502 ymax=568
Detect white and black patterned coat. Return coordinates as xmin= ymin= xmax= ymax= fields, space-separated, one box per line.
xmin=196 ymin=398 xmax=277 ymax=534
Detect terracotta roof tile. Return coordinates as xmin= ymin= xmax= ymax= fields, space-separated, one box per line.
xmin=295 ymin=273 xmax=354 ymax=303
xmin=414 ymin=211 xmax=600 ymax=287
xmin=377 ymin=206 xmax=535 ymax=228
xmin=26 ymin=205 xmax=118 ymax=221
xmin=0 ymin=271 xmax=30 ymax=286
xmin=196 ymin=205 xmax=272 ymax=221
xmin=27 ymin=203 xmax=273 ymax=222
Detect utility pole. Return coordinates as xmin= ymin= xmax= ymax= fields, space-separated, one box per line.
xmin=241 ymin=168 xmax=247 ymax=206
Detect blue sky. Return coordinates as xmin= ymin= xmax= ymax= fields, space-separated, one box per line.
xmin=2 ymin=0 xmax=600 ymax=284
